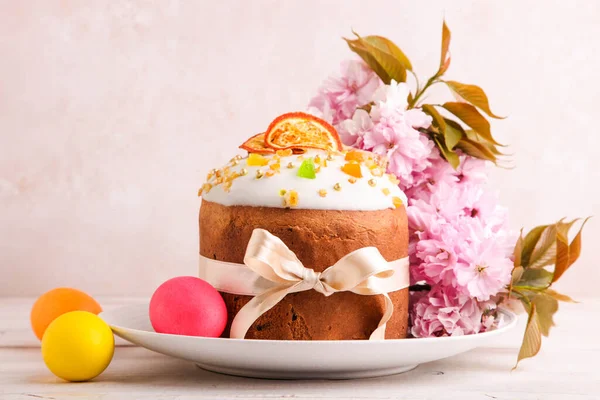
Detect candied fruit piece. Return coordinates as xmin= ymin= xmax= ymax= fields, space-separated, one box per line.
xmin=341 ymin=162 xmax=363 ymax=178
xmin=288 ymin=190 xmax=299 ymax=207
xmin=314 ymin=155 xmax=322 ymax=165
xmin=345 ymin=150 xmax=365 ymax=162
xmin=279 ymin=189 xmax=287 ymax=197
xmin=247 ymin=153 xmax=269 ymax=167
xmin=371 ymin=167 xmax=384 ymax=177
xmin=392 ymin=196 xmax=403 ymax=208
xmin=276 ymin=149 xmax=293 ymax=157
xmin=270 ymin=163 xmax=281 ymax=171
xmin=297 ymin=158 xmax=317 ymax=179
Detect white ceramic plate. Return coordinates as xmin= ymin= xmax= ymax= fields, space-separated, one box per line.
xmin=100 ymin=303 xmax=517 ymax=379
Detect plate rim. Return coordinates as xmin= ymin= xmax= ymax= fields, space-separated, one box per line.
xmin=100 ymin=302 xmax=518 ymax=345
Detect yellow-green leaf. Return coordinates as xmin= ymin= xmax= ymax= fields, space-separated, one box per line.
xmin=517 ymin=268 xmax=553 ymax=289
xmin=437 ymin=20 xmax=451 ymax=76
xmin=443 ymin=118 xmax=465 ymax=150
xmin=521 ymin=224 xmax=549 ymax=267
xmin=514 ymin=303 xmax=542 ymax=369
xmin=422 ymin=104 xmax=446 ymax=133
xmin=552 ymin=217 xmax=590 ymax=283
xmin=511 ymin=266 xmax=524 ymax=286
xmin=444 ymin=81 xmax=504 ymax=119
xmin=362 ymin=35 xmax=413 ymax=71
xmin=345 ymin=33 xmax=408 ymax=84
xmin=455 ymin=136 xmax=497 ymax=163
xmin=528 ymin=225 xmax=558 ymax=269
xmin=433 ymin=136 xmax=459 ymax=169
xmin=545 ymin=288 xmax=578 ymax=303
xmin=464 ymin=129 xmax=504 ymax=156
xmin=345 ymin=38 xmax=394 ymax=84
xmin=443 ymin=102 xmax=500 ymax=146
xmin=514 ymin=229 xmax=524 ymax=268
xmin=531 ymin=293 xmax=559 ymax=337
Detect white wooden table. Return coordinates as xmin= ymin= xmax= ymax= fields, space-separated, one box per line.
xmin=1 ymin=297 xmax=599 ymax=400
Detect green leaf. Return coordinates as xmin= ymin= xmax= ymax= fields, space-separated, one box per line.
xmin=545 ymin=288 xmax=578 ymax=303
xmin=514 ymin=303 xmax=542 ymax=369
xmin=362 ymin=35 xmax=413 ymax=71
xmin=455 ymin=136 xmax=498 ymax=163
xmin=344 ymin=33 xmax=408 ymax=83
xmin=433 ymin=136 xmax=460 ymax=169
xmin=443 ymin=118 xmax=465 ymax=150
xmin=531 ymin=293 xmax=559 ymax=337
xmin=521 ymin=225 xmax=549 ymax=267
xmin=517 ymin=268 xmax=553 ymax=289
xmin=442 ymin=102 xmax=501 ymax=146
xmin=528 ymin=225 xmax=558 ymax=269
xmin=553 ymin=217 xmax=590 ymax=283
xmin=444 ymin=81 xmax=504 ymax=119
xmin=437 ymin=20 xmax=451 ymax=76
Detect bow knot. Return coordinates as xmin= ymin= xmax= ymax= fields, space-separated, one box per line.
xmin=228 ymin=229 xmax=409 ymax=340
xmin=301 ymin=268 xmax=327 ymax=294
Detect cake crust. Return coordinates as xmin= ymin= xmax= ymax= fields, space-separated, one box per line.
xmin=199 ymin=200 xmax=409 ymax=340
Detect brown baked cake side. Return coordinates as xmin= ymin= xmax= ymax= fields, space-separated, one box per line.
xmin=199 ymin=200 xmax=409 ymax=340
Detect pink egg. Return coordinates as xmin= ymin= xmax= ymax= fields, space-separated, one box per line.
xmin=149 ymin=276 xmax=227 ymax=337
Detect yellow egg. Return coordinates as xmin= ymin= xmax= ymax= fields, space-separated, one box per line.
xmin=41 ymin=311 xmax=114 ymax=382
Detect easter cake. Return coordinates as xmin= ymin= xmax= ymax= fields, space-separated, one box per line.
xmin=198 ymin=112 xmax=409 ymax=340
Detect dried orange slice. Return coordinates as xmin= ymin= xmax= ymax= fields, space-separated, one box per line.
xmin=264 ymin=112 xmax=342 ymax=152
xmin=239 ymin=133 xmax=275 ymax=154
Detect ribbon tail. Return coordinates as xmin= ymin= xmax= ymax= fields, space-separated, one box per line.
xmin=230 ymin=282 xmax=300 ymax=339
xmin=368 ymin=293 xmax=394 ymax=340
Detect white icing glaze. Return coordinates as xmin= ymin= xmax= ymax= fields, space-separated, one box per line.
xmin=201 ymin=149 xmax=407 ymax=211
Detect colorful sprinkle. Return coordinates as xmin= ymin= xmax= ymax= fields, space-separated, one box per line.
xmin=279 ymin=189 xmax=287 ymax=196
xmin=265 ymin=170 xmax=275 ymax=177
xmin=255 ymin=170 xmax=264 ymax=179
xmin=270 ymin=163 xmax=281 ymax=171
xmin=392 ymin=196 xmax=403 ymax=208
xmin=240 ymin=168 xmax=248 ymax=176
xmin=287 ymin=162 xmax=295 ymax=169
xmin=318 ymin=189 xmax=327 ymax=197
xmin=368 ymin=179 xmax=377 ymax=187
xmin=382 ymin=188 xmax=390 ymax=196
xmin=334 ymin=183 xmax=342 ymax=191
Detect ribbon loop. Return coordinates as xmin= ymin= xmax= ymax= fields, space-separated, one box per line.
xmin=208 ymin=228 xmax=409 ymax=340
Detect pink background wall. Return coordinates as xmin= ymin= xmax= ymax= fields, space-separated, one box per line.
xmin=1 ymin=1 xmax=598 ymax=297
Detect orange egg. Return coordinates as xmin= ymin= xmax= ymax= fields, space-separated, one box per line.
xmin=31 ymin=288 xmax=102 ymax=340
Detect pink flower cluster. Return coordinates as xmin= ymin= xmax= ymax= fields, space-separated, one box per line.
xmin=309 ymin=60 xmax=514 ymax=337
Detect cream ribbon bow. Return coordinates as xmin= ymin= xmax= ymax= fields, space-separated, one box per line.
xmin=229 ymin=229 xmax=409 ymax=340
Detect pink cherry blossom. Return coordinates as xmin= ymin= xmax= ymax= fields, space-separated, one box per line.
xmin=307 ymin=60 xmax=381 ymax=125
xmin=309 ymin=59 xmax=515 ymax=336
xmin=336 ymin=109 xmax=373 ymax=147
